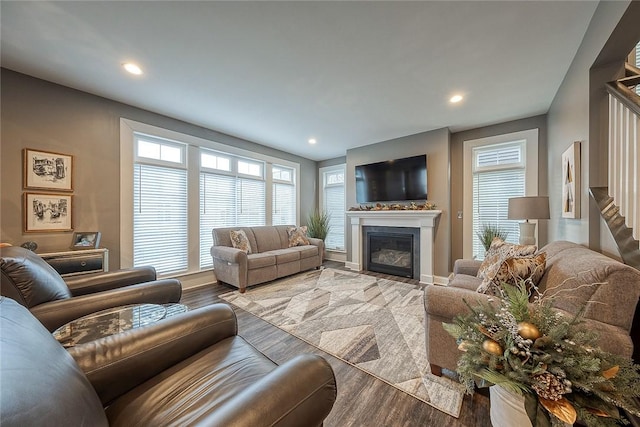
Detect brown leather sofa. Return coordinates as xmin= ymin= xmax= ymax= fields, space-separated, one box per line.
xmin=0 ymin=296 xmax=337 ymax=426
xmin=0 ymin=246 xmax=182 ymax=331
xmin=424 ymin=241 xmax=640 ymax=375
xmin=211 ymin=225 xmax=324 ymax=293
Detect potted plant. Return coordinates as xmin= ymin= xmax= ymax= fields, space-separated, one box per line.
xmin=306 ymin=209 xmax=331 ymax=241
xmin=476 ymin=223 xmax=509 ymax=252
xmin=443 ymin=282 xmax=640 ymax=427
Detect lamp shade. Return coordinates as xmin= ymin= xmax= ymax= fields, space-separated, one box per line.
xmin=508 ymin=196 xmax=550 ymax=220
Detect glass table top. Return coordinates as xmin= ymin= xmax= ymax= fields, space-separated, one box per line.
xmin=53 ymin=303 xmax=188 ymax=347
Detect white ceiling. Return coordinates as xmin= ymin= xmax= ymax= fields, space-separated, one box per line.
xmin=1 ymin=1 xmax=598 ymax=161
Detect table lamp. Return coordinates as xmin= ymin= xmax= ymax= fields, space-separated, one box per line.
xmin=507 ymin=196 xmax=550 ymax=245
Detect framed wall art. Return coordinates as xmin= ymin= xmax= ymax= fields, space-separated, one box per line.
xmin=23 ymin=148 xmax=73 ymax=191
xmin=70 ymin=231 xmax=101 ymax=249
xmin=24 ymin=193 xmax=73 ymax=232
xmin=561 ymin=141 xmax=581 ymax=219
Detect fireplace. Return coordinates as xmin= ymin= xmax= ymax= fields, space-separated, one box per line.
xmin=346 ymin=210 xmax=441 ymax=285
xmin=363 ymin=226 xmax=420 ymax=279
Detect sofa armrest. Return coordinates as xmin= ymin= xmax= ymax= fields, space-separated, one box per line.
xmin=30 ymin=279 xmax=182 ymax=332
xmin=64 ymin=266 xmax=157 ymax=296
xmin=204 ymin=354 xmax=336 ymax=427
xmin=68 ymin=304 xmax=238 ymax=405
xmin=424 ymin=283 xmax=495 ymax=321
xmin=211 ymin=246 xmax=247 ymax=264
xmin=453 ymin=259 xmax=482 ymax=276
xmin=307 ymin=237 xmax=324 ymax=255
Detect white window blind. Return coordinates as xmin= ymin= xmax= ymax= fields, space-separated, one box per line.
xmin=199 ymin=173 xmax=235 ymax=268
xmin=322 ymin=166 xmax=346 ymax=251
xmin=472 ymin=143 xmax=524 ymax=259
xmin=237 ymin=178 xmax=266 ymax=226
xmin=272 ymin=165 xmax=295 ymax=226
xmin=199 ymin=149 xmax=267 ymax=267
xmin=273 ymin=183 xmax=295 ymax=225
xmin=133 ymin=163 xmax=188 ymax=274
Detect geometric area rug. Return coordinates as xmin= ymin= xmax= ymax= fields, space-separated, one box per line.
xmin=219 ymin=267 xmax=465 ymax=418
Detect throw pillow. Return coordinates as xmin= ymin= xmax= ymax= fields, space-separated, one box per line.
xmin=477 ymin=252 xmax=547 ymax=295
xmin=287 ymin=226 xmax=310 ymax=247
xmin=230 ymin=230 xmax=252 ymax=254
xmin=476 ymin=237 xmax=537 ymax=283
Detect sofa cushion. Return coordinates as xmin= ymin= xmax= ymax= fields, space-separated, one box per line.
xmin=230 ymin=230 xmax=252 ymax=254
xmin=538 ymin=242 xmax=640 ymax=330
xmin=265 ymin=249 xmax=300 ymax=264
xmin=289 ymin=245 xmax=319 ymax=259
xmin=252 ymin=226 xmax=285 ymax=253
xmin=247 ymin=253 xmax=276 ymax=270
xmin=287 ymin=226 xmax=310 ymax=247
xmin=477 ymin=252 xmax=546 ymax=295
xmin=0 ymin=246 xmax=72 ymax=307
xmin=477 ymin=238 xmax=537 ymax=286
xmin=106 ymin=336 xmax=277 ymax=426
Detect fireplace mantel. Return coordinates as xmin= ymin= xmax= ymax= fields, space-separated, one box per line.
xmin=345 ymin=210 xmax=442 ymax=284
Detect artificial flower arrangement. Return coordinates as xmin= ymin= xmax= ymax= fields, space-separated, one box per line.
xmin=348 ymin=201 xmax=436 ymax=211
xmin=443 ymin=281 xmax=640 ymax=427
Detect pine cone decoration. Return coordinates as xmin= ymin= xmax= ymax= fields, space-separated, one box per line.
xmin=532 ymin=372 xmax=571 ymax=401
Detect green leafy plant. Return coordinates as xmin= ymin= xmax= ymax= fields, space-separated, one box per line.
xmin=306 ymin=210 xmax=331 ymax=241
xmin=443 ymin=282 xmax=640 ymax=427
xmin=476 ymin=223 xmax=509 ymax=251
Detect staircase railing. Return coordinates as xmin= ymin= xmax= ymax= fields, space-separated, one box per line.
xmin=607 ymin=62 xmax=640 ymax=240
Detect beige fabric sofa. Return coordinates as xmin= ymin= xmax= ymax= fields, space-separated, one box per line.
xmin=424 ymin=241 xmax=640 ymax=374
xmin=211 ymin=225 xmax=324 ymax=293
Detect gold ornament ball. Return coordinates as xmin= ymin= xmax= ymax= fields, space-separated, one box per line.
xmin=518 ymin=322 xmax=542 ymax=340
xmin=482 ymin=339 xmax=503 ymax=356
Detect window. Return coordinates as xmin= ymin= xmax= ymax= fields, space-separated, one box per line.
xmin=133 ymin=134 xmax=188 ymax=275
xmin=272 ymin=165 xmax=296 ymax=226
xmin=122 ymin=119 xmax=300 ymax=279
xmin=320 ymin=165 xmax=346 ymax=251
xmin=472 ymin=142 xmax=525 ymax=259
xmin=463 ymin=129 xmax=539 ymax=260
xmin=199 ymin=150 xmax=266 ymax=268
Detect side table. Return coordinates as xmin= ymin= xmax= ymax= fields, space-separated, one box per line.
xmin=40 ymin=248 xmax=109 ymax=277
xmin=53 ymin=303 xmax=189 ymax=347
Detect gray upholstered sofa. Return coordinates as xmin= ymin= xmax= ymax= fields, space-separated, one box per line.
xmin=211 ymin=225 xmax=324 ymax=293
xmin=424 ymin=241 xmax=640 ymax=374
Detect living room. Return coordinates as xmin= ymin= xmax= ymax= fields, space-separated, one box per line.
xmin=2 ymin=1 xmax=640 ymax=426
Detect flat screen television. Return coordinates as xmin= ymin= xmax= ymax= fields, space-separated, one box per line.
xmin=355 ymin=154 xmax=427 ymax=203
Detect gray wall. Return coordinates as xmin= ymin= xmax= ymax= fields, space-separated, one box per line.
xmin=546 ymin=0 xmax=634 ymax=253
xmin=1 ymin=69 xmax=318 ymax=270
xmin=318 ymin=156 xmax=346 ymax=169
xmin=345 ymin=128 xmax=451 ymax=279
xmin=449 ymin=115 xmax=548 ymax=266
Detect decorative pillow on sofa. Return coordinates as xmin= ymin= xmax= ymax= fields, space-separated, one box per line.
xmin=477 ymin=237 xmax=537 ymax=283
xmin=287 ymin=226 xmax=310 ymax=247
xmin=230 ymin=230 xmax=252 ymax=254
xmin=477 ymin=252 xmax=546 ymax=295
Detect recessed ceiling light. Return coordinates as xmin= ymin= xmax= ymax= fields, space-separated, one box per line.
xmin=450 ymin=94 xmax=463 ymax=103
xmin=308 ymin=138 xmax=317 ymax=145
xmin=123 ymin=63 xmax=143 ymax=75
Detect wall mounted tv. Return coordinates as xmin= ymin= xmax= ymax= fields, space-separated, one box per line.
xmin=355 ymin=154 xmax=427 ymax=204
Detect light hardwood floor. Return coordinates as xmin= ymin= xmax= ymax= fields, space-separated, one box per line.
xmin=180 ymin=262 xmax=491 ymax=427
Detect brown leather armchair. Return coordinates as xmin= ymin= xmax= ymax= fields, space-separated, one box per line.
xmin=0 ymin=246 xmax=182 ymax=331
xmin=0 ymin=297 xmax=337 ymax=426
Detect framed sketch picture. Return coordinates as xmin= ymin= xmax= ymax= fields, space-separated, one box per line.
xmin=70 ymin=231 xmax=101 ymax=249
xmin=23 ymin=149 xmax=73 ymax=191
xmin=561 ymin=142 xmax=581 ymax=219
xmin=24 ymin=193 xmax=73 ymax=232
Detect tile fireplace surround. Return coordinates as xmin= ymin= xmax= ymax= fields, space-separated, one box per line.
xmin=345 ymin=210 xmax=442 ymax=284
